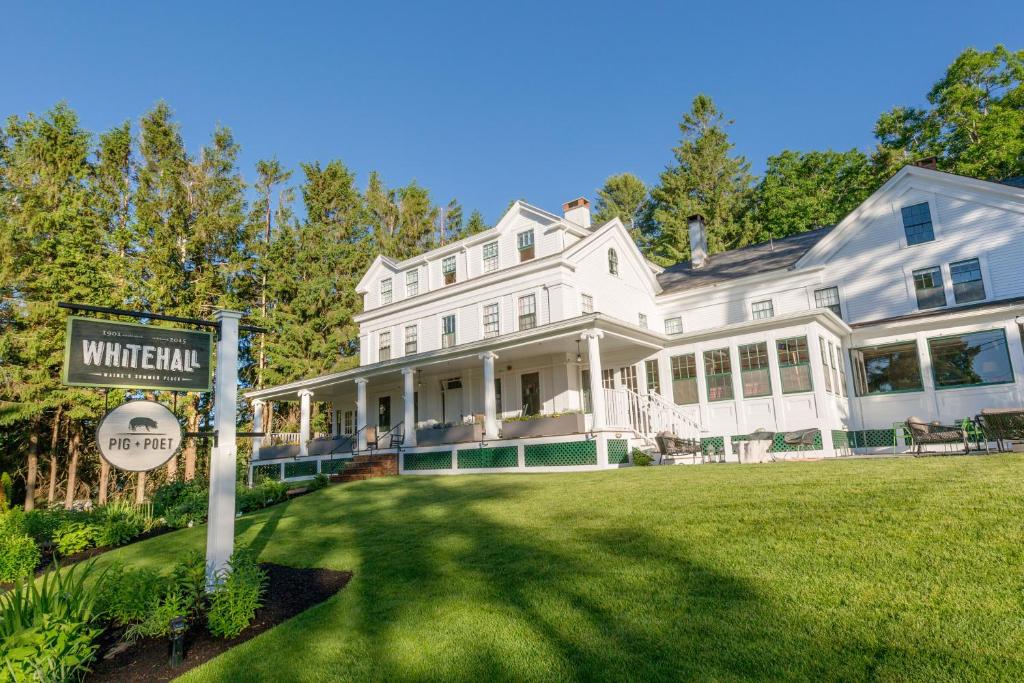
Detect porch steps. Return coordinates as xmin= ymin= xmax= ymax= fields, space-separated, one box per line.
xmin=329 ymin=453 xmax=399 ymax=484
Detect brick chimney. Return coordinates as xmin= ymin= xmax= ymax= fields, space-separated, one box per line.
xmin=687 ymin=214 xmax=708 ymax=269
xmin=562 ymin=197 xmax=591 ymax=228
xmin=912 ymin=156 xmax=938 ymax=171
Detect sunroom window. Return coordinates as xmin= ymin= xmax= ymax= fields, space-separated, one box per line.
xmin=517 ymin=230 xmax=535 ymax=262
xmin=776 ymin=337 xmax=812 ymax=393
xmin=442 ymin=256 xmax=457 ymax=285
xmin=645 ymin=359 xmax=661 ymax=394
xmin=739 ymin=342 xmax=771 ymax=398
xmin=704 ymin=348 xmax=734 ymax=402
xmin=901 ymin=203 xmax=934 ymax=245
xmin=928 ymin=329 xmax=1013 ymax=389
xmin=670 ymin=353 xmax=698 ymax=405
xmin=819 ymin=338 xmax=833 ymax=393
xmin=950 ymin=258 xmax=985 ymax=304
xmin=850 ymin=341 xmax=923 ymax=396
xmin=913 ymin=266 xmax=946 ymax=309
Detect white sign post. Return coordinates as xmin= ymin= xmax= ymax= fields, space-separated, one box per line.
xmin=205 ymin=309 xmax=242 ymax=588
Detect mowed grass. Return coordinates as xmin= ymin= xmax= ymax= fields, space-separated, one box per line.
xmin=93 ymin=455 xmax=1024 ymax=682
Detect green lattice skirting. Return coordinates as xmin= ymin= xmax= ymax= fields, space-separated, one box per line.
xmin=320 ymin=458 xmax=351 ymax=474
xmin=608 ymin=439 xmax=630 ymax=465
xmin=252 ymin=464 xmax=282 ymax=481
xmin=457 ymin=446 xmax=518 ymax=469
xmin=832 ymin=430 xmax=852 ymax=450
xmin=524 ymin=440 xmax=597 ymax=467
xmin=404 ymin=451 xmax=453 ymax=471
xmin=846 ymin=429 xmax=905 ymax=448
xmin=284 ymin=461 xmax=318 ymax=478
xmin=700 ymin=436 xmax=725 ymax=456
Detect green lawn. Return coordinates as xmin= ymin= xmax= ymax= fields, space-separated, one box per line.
xmin=94 ymin=456 xmax=1024 ymax=682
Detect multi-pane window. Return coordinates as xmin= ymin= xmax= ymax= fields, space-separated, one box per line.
xmin=950 ymin=258 xmax=985 ymax=304
xmin=645 ymin=359 xmax=661 ymax=394
xmin=517 ymin=230 xmax=535 ymax=261
xmin=670 ymin=354 xmax=698 ymax=405
xmin=834 ymin=343 xmax=848 ymax=397
xmin=751 ymin=300 xmax=774 ymax=320
xmin=850 ymin=341 xmax=923 ymax=395
xmin=406 ymin=270 xmax=419 ymax=297
xmin=913 ymin=266 xmax=946 ymax=309
xmin=638 ymin=313 xmax=648 ymax=328
xmin=739 ymin=342 xmax=771 ymax=398
xmin=380 ymin=278 xmax=392 ymax=305
xmin=404 ymin=325 xmax=418 ymax=355
xmin=814 ymin=286 xmax=842 ymax=318
xmin=620 ymin=366 xmax=639 ymax=393
xmin=482 ymin=241 xmax=499 ymax=273
xmin=901 ymin=202 xmax=934 ymax=245
xmin=442 ymin=256 xmax=457 ymax=285
xmin=608 ymin=248 xmax=619 ymax=275
xmin=581 ymin=293 xmax=594 ymax=314
xmin=776 ymin=336 xmax=812 ymax=393
xmin=482 ymin=303 xmax=500 ymax=337
xmin=518 ymin=294 xmax=537 ymax=330
xmin=601 ymin=368 xmax=615 ymax=389
xmin=665 ymin=317 xmax=683 ymax=335
xmin=441 ymin=314 xmax=456 ymax=348
xmin=343 ymin=410 xmax=355 ymax=435
xmin=704 ymin=348 xmax=734 ymax=402
xmin=378 ymin=331 xmax=391 ymax=362
xmin=581 ymin=369 xmax=592 ymax=413
xmin=819 ymin=338 xmax=833 ymax=393
xmin=928 ymin=329 xmax=1013 ymax=389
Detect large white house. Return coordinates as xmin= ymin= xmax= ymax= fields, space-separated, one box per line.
xmin=245 ymin=165 xmax=1024 ymax=481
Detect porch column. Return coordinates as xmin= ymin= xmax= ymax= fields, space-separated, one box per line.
xmin=402 ymin=368 xmax=417 ymax=447
xmin=480 ymin=352 xmax=499 ymax=439
xmin=582 ymin=330 xmax=606 ymax=430
xmin=266 ymin=401 xmax=275 ymax=440
xmin=298 ymin=389 xmax=313 ymax=457
xmin=330 ymin=402 xmax=338 ymax=437
xmin=251 ymin=399 xmax=265 ymax=462
xmin=355 ymin=378 xmax=368 ymax=451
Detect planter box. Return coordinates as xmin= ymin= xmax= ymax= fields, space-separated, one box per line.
xmin=416 ymin=423 xmax=483 ymax=446
xmin=500 ymin=413 xmax=586 ymax=439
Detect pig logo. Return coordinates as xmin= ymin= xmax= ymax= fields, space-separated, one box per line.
xmin=129 ymin=416 xmax=159 ymax=432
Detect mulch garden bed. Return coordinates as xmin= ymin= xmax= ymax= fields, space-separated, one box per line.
xmin=88 ymin=563 xmax=352 ymax=682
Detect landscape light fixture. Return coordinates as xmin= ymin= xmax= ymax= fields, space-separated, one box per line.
xmin=169 ymin=615 xmax=187 ymax=667
xmin=575 ymin=340 xmax=582 ymax=363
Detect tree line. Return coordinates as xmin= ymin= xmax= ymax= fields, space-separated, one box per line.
xmin=1 ymin=44 xmax=1021 ymax=508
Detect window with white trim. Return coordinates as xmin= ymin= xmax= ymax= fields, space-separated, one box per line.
xmin=404 ymin=325 xmax=418 ymax=355
xmin=950 ymin=258 xmax=985 ymax=304
xmin=482 ymin=303 xmax=500 ymax=338
xmin=518 ymin=294 xmax=537 ymax=330
xmin=442 ymin=255 xmax=457 ymax=285
xmin=517 ymin=230 xmax=535 ymax=262
xmin=703 ymin=348 xmax=734 ymax=402
xmin=608 ymin=248 xmax=619 ymax=275
xmin=441 ymin=314 xmax=456 ymax=348
xmin=751 ymin=300 xmax=774 ymax=320
xmin=482 ymin=241 xmax=499 ymax=273
xmin=378 ymin=330 xmax=391 ymax=362
xmin=380 ymin=278 xmax=392 ymax=305
xmin=406 ymin=269 xmax=419 ymax=297
xmin=739 ymin=342 xmax=771 ymax=398
xmin=581 ymin=293 xmax=594 ymax=314
xmin=901 ymin=203 xmax=934 ymax=245
xmin=665 ymin=317 xmax=683 ymax=335
xmin=814 ymin=286 xmax=841 ymax=318
xmin=638 ymin=313 xmax=648 ymax=328
xmin=670 ymin=353 xmax=698 ymax=405
xmin=913 ymin=266 xmax=946 ymax=309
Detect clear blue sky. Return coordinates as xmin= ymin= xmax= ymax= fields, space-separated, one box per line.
xmin=2 ymin=1 xmax=1021 ymax=223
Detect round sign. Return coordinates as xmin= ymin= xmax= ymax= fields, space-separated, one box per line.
xmin=96 ymin=401 xmax=183 ymax=472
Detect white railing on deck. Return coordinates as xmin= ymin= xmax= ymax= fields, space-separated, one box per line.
xmin=602 ymin=387 xmax=702 ymax=441
xmin=266 ymin=431 xmax=328 ymax=445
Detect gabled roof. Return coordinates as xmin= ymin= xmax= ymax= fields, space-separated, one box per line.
xmin=656 ymin=226 xmax=833 ymax=294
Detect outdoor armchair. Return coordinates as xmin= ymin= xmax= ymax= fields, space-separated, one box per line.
xmin=977 ymin=408 xmax=1024 ymax=452
xmin=904 ymin=416 xmax=967 ymax=455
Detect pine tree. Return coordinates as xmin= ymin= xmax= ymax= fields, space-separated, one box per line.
xmin=649 ymin=95 xmax=753 ymax=264
xmin=593 ymin=173 xmax=652 ymax=247
xmin=251 ymin=159 xmax=292 ymax=390
xmin=462 ymin=209 xmax=488 ymax=237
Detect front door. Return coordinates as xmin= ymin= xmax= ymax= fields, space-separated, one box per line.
xmin=378 ymin=396 xmax=391 ymax=432
xmin=442 ymin=377 xmax=463 ymax=424
xmin=521 ymin=372 xmax=541 ymax=416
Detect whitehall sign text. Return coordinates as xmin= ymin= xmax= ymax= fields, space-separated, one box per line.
xmin=62 ymin=316 xmax=213 ymax=392
xmin=96 ymin=401 xmax=183 ymax=472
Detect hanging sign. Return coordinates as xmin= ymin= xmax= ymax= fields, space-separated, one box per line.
xmin=96 ymin=401 xmax=183 ymax=472
xmin=62 ymin=316 xmax=213 ymax=392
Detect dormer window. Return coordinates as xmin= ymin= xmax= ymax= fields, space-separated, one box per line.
xmin=482 ymin=241 xmax=498 ymax=273
xmin=901 ymin=203 xmax=934 ymax=245
xmin=517 ymin=230 xmax=535 ymax=262
xmin=608 ymin=248 xmax=619 ymax=275
xmin=442 ymin=256 xmax=457 ymax=285
xmin=380 ymin=278 xmax=392 ymax=305
xmin=406 ymin=270 xmax=419 ymax=297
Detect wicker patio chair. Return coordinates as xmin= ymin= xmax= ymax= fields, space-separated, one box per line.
xmin=655 ymin=431 xmax=703 ymax=464
xmin=977 ymin=408 xmax=1024 ymax=452
xmin=904 ymin=416 xmax=967 ymax=455
xmin=782 ymin=428 xmax=821 ymax=453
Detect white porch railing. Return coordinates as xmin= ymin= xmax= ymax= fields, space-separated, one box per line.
xmin=266 ymin=431 xmax=328 ymax=445
xmin=602 ymin=387 xmax=702 ymax=441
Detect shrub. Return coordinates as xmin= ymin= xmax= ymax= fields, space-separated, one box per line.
xmin=169 ymin=550 xmax=208 ymax=617
xmin=53 ymin=519 xmax=98 ymax=555
xmin=0 ymin=509 xmax=41 ymax=582
xmin=0 ymin=562 xmax=104 ymax=682
xmin=123 ymin=591 xmax=191 ymax=643
xmin=23 ymin=508 xmax=68 ymax=545
xmin=207 ymin=549 xmax=267 ymax=638
xmin=236 ymin=479 xmax=288 ymax=514
xmin=153 ymin=480 xmax=209 ymax=528
xmin=96 ymin=565 xmax=164 ymax=627
xmin=632 ymin=449 xmax=653 ymax=467
xmin=94 ymin=501 xmax=149 ymax=547
xmin=307 ymin=473 xmax=329 ymax=491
